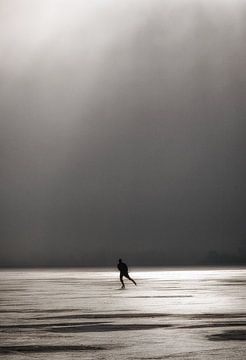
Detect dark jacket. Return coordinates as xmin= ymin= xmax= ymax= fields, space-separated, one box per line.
xmin=118 ymin=262 xmax=128 ymax=274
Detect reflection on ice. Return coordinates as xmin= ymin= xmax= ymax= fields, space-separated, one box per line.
xmin=0 ymin=268 xmax=246 ymax=359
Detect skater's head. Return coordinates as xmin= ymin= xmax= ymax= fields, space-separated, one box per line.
xmin=118 ymin=258 xmax=122 ymax=263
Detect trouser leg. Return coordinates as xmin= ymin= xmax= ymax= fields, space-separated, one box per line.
xmin=120 ymin=274 xmax=125 ymax=288
xmin=125 ymin=273 xmax=137 ymax=285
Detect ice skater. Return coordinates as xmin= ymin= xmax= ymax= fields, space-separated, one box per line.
xmin=117 ymin=258 xmax=137 ymax=289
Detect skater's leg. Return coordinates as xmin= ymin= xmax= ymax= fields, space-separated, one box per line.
xmin=125 ymin=273 xmax=137 ymax=286
xmin=120 ymin=274 xmax=125 ymax=288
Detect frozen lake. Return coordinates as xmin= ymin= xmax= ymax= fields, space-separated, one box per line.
xmin=0 ymin=268 xmax=246 ymax=359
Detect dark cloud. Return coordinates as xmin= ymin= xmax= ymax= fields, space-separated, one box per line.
xmin=0 ymin=0 xmax=246 ymax=266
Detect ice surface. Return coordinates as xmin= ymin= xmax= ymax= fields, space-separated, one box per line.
xmin=0 ymin=268 xmax=246 ymax=359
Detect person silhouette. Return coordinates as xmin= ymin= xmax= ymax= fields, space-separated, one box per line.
xmin=117 ymin=259 xmax=137 ymax=288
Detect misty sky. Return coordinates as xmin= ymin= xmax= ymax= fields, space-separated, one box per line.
xmin=0 ymin=0 xmax=245 ymax=266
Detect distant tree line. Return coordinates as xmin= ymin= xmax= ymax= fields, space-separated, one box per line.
xmin=203 ymin=246 xmax=246 ymax=266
